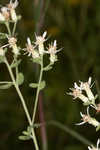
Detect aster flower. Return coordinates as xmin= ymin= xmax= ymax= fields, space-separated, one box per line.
xmin=8 ymin=37 xmax=19 ymax=55
xmin=1 ymin=7 xmax=10 ymax=21
xmin=88 ymin=139 xmax=100 ymax=150
xmin=7 ymin=0 xmax=18 ymax=22
xmin=35 ymin=31 xmax=47 ymax=55
xmin=0 ymin=12 xmax=5 ymax=21
xmin=68 ymin=82 xmax=89 ymax=103
xmin=25 ymin=37 xmax=39 ymax=58
xmin=76 ymin=107 xmax=100 ymax=127
xmin=80 ymin=77 xmax=95 ymax=101
xmin=46 ymin=40 xmax=61 ymax=63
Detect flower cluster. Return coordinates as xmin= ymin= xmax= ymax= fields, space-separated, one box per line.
xmin=76 ymin=107 xmax=100 ymax=128
xmin=0 ymin=0 xmax=19 ymax=22
xmin=68 ymin=77 xmax=98 ymax=106
xmin=68 ymin=77 xmax=100 ymax=150
xmin=24 ymin=31 xmax=61 ymax=64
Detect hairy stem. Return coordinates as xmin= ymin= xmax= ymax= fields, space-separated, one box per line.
xmin=32 ymin=55 xmax=44 ymax=124
xmin=5 ymin=58 xmax=39 ymax=150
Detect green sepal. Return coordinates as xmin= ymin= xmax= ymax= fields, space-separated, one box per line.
xmin=0 ymin=82 xmax=13 ymax=89
xmin=16 ymin=73 xmax=24 ymax=85
xmin=11 ymin=59 xmax=21 ymax=68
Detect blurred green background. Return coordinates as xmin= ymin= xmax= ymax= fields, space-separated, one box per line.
xmin=0 ymin=0 xmax=100 ymax=149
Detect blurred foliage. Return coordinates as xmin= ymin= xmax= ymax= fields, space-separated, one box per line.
xmin=0 ymin=0 xmax=100 ymax=150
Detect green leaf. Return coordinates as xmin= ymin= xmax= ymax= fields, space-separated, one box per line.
xmin=0 ymin=82 xmax=13 ymax=89
xmin=29 ymin=83 xmax=38 ymax=88
xmin=96 ymin=125 xmax=100 ymax=132
xmin=0 ymin=56 xmax=5 ymax=63
xmin=18 ymin=135 xmax=31 ymax=141
xmin=39 ymin=81 xmax=46 ymax=90
xmin=29 ymin=81 xmax=46 ymax=90
xmin=0 ymin=33 xmax=7 ymax=39
xmin=11 ymin=59 xmax=21 ymax=68
xmin=31 ymin=57 xmax=41 ymax=65
xmin=16 ymin=73 xmax=24 ymax=85
xmin=43 ymin=65 xmax=53 ymax=71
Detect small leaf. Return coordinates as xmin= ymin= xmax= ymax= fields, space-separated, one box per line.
xmin=11 ymin=59 xmax=21 ymax=68
xmin=31 ymin=57 xmax=41 ymax=65
xmin=16 ymin=73 xmax=24 ymax=85
xmin=39 ymin=81 xmax=46 ymax=90
xmin=43 ymin=65 xmax=53 ymax=71
xmin=96 ymin=125 xmax=100 ymax=132
xmin=18 ymin=135 xmax=31 ymax=141
xmin=0 ymin=33 xmax=7 ymax=39
xmin=29 ymin=81 xmax=46 ymax=90
xmin=0 ymin=82 xmax=13 ymax=89
xmin=29 ymin=83 xmax=38 ymax=88
xmin=22 ymin=131 xmax=29 ymax=136
xmin=0 ymin=56 xmax=5 ymax=63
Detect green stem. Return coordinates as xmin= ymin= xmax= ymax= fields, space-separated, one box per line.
xmin=14 ymin=55 xmax=19 ymax=79
xmin=5 ymin=58 xmax=39 ymax=150
xmin=48 ymin=120 xmax=92 ymax=146
xmin=5 ymin=22 xmax=11 ymax=36
xmin=12 ymin=21 xmax=17 ymax=36
xmin=32 ymin=55 xmax=44 ymax=124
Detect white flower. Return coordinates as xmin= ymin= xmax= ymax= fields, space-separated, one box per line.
xmin=0 ymin=12 xmax=5 ymax=21
xmin=8 ymin=37 xmax=19 ymax=55
xmin=35 ymin=31 xmax=47 ymax=46
xmin=25 ymin=37 xmax=39 ymax=58
xmin=76 ymin=107 xmax=100 ymax=127
xmin=68 ymin=82 xmax=89 ymax=103
xmin=35 ymin=31 xmax=47 ymax=55
xmin=80 ymin=77 xmax=95 ymax=101
xmin=88 ymin=139 xmax=100 ymax=150
xmin=1 ymin=7 xmax=10 ymax=20
xmin=7 ymin=0 xmax=18 ymax=22
xmin=46 ymin=40 xmax=61 ymax=63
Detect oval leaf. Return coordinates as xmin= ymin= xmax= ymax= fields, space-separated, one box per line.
xmin=18 ymin=135 xmax=31 ymax=141
xmin=29 ymin=83 xmax=38 ymax=88
xmin=39 ymin=81 xmax=46 ymax=90
xmin=16 ymin=73 xmax=24 ymax=85
xmin=0 ymin=82 xmax=13 ymax=89
xmin=43 ymin=65 xmax=53 ymax=71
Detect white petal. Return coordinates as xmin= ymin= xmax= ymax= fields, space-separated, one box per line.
xmin=88 ymin=146 xmax=92 ymax=150
xmin=54 ymin=40 xmax=57 ymax=47
xmin=43 ymin=31 xmax=47 ymax=38
xmin=27 ymin=37 xmax=31 ymax=45
xmin=75 ymin=121 xmax=86 ymax=126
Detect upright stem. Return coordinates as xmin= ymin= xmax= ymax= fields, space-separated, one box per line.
xmin=12 ymin=21 xmax=17 ymax=36
xmin=32 ymin=55 xmax=43 ymax=124
xmin=5 ymin=22 xmax=11 ymax=36
xmin=5 ymin=58 xmax=39 ymax=150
